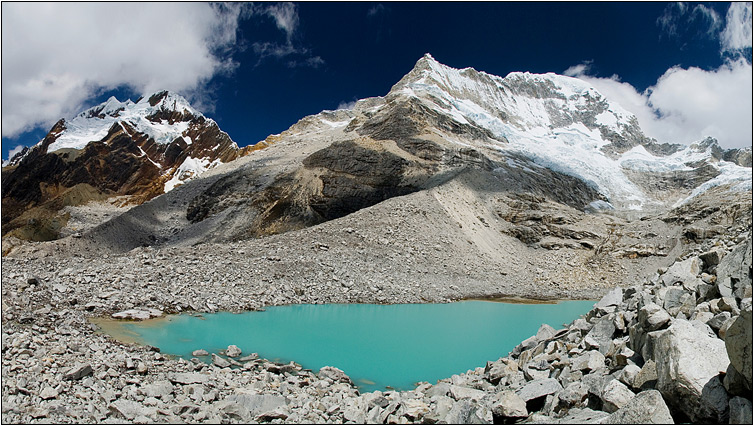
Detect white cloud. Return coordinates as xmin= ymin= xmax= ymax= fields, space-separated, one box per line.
xmin=563 ymin=61 xmax=593 ymax=77
xmin=337 ymin=100 xmax=357 ymax=110
xmin=1 ymin=3 xmax=249 ymax=138
xmin=564 ymin=2 xmax=753 ymax=150
xmin=657 ymin=2 xmax=723 ymax=39
xmin=721 ymin=2 xmax=753 ymax=53
xmin=567 ymin=59 xmax=752 ymax=149
xmin=264 ymin=3 xmax=299 ymax=43
xmin=248 ymin=3 xmax=324 ymax=69
xmin=6 ymin=144 xmax=25 ymax=159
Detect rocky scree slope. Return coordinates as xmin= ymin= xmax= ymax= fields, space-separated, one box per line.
xmin=1 ymin=91 xmax=264 ymax=242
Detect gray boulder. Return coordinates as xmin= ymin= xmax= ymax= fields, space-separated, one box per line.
xmin=343 ymin=397 xmax=368 ymax=423
xmin=716 ymin=238 xmax=752 ymax=299
xmin=558 ymin=382 xmax=589 ymax=407
xmin=618 ymin=364 xmax=641 ymax=388
xmin=602 ymin=390 xmax=674 ymax=424
xmin=490 ymin=390 xmax=528 ymax=419
xmin=402 ymin=399 xmax=430 ymax=421
xmin=141 ymin=380 xmax=173 ymax=399
xmin=318 ymin=366 xmax=354 ymax=384
xmin=63 ymin=364 xmax=93 ymax=380
xmin=729 ymin=397 xmax=753 ymax=424
xmin=444 ymin=399 xmax=489 ymax=424
xmin=556 ymin=407 xmax=609 ymax=424
xmin=192 ymin=349 xmax=209 ymax=357
xmin=594 ymin=288 xmax=623 ymax=311
xmin=111 ymin=308 xmax=163 ymax=320
xmin=660 ymin=257 xmax=700 ymax=287
xmin=708 ymin=311 xmax=733 ymax=330
xmin=632 ymin=360 xmax=658 ymax=390
xmin=517 ymin=378 xmax=563 ymax=402
xmin=423 ymin=395 xmax=454 ymax=424
xmin=169 ymin=372 xmax=209 ymax=385
xmin=638 ymin=303 xmax=671 ymax=331
xmin=584 ymin=316 xmax=616 ymax=353
xmin=725 ymin=304 xmax=752 ymax=389
xmin=212 ymin=354 xmax=230 ymax=368
xmin=449 ymin=385 xmax=486 ymax=401
xmin=699 ymin=249 xmax=725 ymax=270
xmin=724 ymin=364 xmax=750 ymax=396
xmin=484 ymin=358 xmax=517 ymax=385
xmin=226 ymin=345 xmax=242 ymax=357
xmin=224 ymin=394 xmax=288 ymax=420
xmin=536 ymin=323 xmax=558 ymax=341
xmin=572 ymin=350 xmax=606 ymax=372
xmin=109 ymin=399 xmax=154 ymax=421
xmin=662 ymin=286 xmax=688 ymax=316
xmin=654 ymin=319 xmax=731 ymax=423
xmin=600 ymin=379 xmax=635 ymax=413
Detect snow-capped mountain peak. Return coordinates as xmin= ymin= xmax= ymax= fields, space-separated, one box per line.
xmin=374 ymin=55 xmax=750 ymax=209
xmin=45 ymin=90 xmax=203 ymax=154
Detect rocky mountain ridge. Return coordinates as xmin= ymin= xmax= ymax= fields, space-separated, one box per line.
xmin=1 ymin=91 xmax=266 ymax=241
xmin=32 ymin=54 xmax=748 ymax=255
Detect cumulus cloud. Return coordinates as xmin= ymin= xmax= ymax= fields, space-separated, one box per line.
xmin=566 ymin=59 xmax=752 ymax=149
xmin=564 ymin=2 xmax=753 ymax=150
xmin=721 ymin=2 xmax=753 ymax=54
xmin=1 ymin=2 xmax=249 ymax=138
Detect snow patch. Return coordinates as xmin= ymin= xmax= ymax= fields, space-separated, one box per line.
xmin=163 ymin=156 xmax=220 ymax=192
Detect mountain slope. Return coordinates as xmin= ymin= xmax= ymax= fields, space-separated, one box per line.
xmin=1 ymin=90 xmax=265 ymax=241
xmin=3 ymin=54 xmax=751 ymax=251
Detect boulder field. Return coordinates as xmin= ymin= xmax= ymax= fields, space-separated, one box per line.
xmin=2 ymin=236 xmax=751 ymax=424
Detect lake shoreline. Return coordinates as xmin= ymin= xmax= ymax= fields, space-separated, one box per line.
xmin=1 ymin=235 xmax=751 ymax=424
xmin=92 ymin=300 xmax=595 ymax=393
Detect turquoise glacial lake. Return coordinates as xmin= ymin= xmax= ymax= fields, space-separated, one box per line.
xmin=108 ymin=300 xmax=594 ymax=392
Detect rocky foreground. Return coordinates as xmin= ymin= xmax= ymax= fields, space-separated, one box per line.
xmin=1 ymin=226 xmax=752 ymax=424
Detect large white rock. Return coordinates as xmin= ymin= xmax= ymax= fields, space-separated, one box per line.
xmin=226 ymin=345 xmax=242 ymax=357
xmin=660 ymin=257 xmax=700 ymax=287
xmin=516 ymin=378 xmax=562 ymax=402
xmin=111 ymin=308 xmax=163 ymax=320
xmin=572 ymin=350 xmax=606 ymax=372
xmin=490 ymin=390 xmax=528 ymax=418
xmin=603 ymin=390 xmax=674 ymax=424
xmin=318 ymin=366 xmax=353 ymax=384
xmin=600 ymin=379 xmax=635 ymax=413
xmin=653 ymin=319 xmax=730 ymax=423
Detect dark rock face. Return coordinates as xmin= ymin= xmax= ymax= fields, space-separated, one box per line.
xmin=723 ymin=148 xmax=753 ymax=168
xmin=303 ymin=141 xmax=418 ymax=220
xmin=186 ymin=139 xmax=432 ymax=238
xmin=1 ymin=105 xmax=246 ymax=241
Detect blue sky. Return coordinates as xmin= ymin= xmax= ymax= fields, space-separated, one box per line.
xmin=2 ymin=2 xmax=752 ymax=161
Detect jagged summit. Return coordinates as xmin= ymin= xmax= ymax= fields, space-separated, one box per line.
xmin=46 ymin=90 xmax=209 ymax=154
